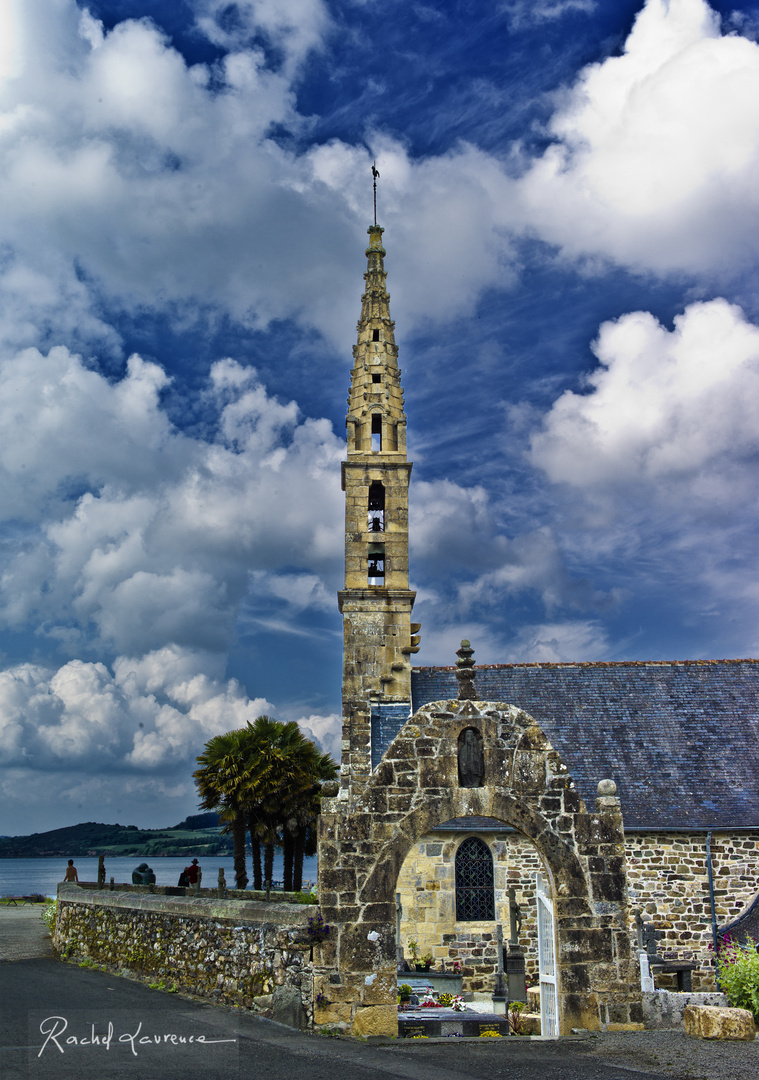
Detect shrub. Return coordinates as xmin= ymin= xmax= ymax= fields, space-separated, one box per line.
xmin=717 ymin=935 xmax=759 ymax=1023
xmin=41 ymin=900 xmax=57 ymax=932
xmin=508 ymin=1000 xmax=527 ymax=1035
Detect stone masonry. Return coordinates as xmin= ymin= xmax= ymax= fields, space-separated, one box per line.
xmin=338 ymin=224 xmax=418 ymax=797
xmin=318 ymin=697 xmax=643 ymax=1035
xmin=397 ymin=830 xmax=759 ymax=995
xmin=54 ymin=886 xmax=315 ymax=1025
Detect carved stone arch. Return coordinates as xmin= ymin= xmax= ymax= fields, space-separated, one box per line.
xmin=318 ymin=698 xmax=640 ymax=1037
xmin=356 ymin=786 xmax=589 ymax=921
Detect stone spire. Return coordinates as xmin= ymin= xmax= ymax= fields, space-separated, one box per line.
xmin=338 ymin=223 xmax=419 ymax=791
xmin=345 ymin=225 xmax=407 ymax=461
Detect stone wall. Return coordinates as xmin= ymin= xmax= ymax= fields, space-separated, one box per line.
xmin=397 ymin=829 xmax=759 ymax=997
xmin=319 ymin=697 xmax=642 ymax=1035
xmin=626 ymin=830 xmax=759 ymax=990
xmin=397 ymin=830 xmax=542 ymax=992
xmin=54 ymin=885 xmax=316 ymax=1027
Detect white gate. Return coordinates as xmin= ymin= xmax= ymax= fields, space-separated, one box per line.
xmin=535 ymin=871 xmax=559 ymax=1037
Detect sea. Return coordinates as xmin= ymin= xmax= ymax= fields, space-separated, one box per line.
xmin=0 ymin=854 xmax=318 ymax=900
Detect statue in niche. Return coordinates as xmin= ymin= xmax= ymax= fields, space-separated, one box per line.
xmin=458 ymin=727 xmax=484 ymax=787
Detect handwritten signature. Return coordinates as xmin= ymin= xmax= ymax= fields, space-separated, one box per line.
xmin=38 ymin=1016 xmax=237 ymax=1057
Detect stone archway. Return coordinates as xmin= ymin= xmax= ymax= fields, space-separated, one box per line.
xmin=317 ymin=699 xmax=641 ymax=1036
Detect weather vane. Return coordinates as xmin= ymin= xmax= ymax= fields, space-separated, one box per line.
xmin=372 ymin=161 xmax=380 ymax=226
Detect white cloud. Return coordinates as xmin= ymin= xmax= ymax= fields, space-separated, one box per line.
xmin=529 ymin=298 xmax=759 ymax=622
xmin=4 ymin=0 xmax=754 ymax=372
xmin=410 ymin=479 xmax=618 ymax=615
xmin=306 ymin=135 xmax=517 ymax=334
xmin=0 ymin=645 xmax=274 ymax=772
xmin=192 ymin=0 xmax=332 ymax=75
xmin=294 ymin=712 xmax=341 ymax=762
xmin=501 ymin=620 xmax=612 ymax=662
xmin=0 ymin=1 xmax=524 ymax=357
xmin=500 ymin=0 xmax=596 ymax=31
xmin=411 ymin=616 xmax=611 ymax=669
xmin=531 ymin=299 xmax=759 ymax=504
xmin=515 ymin=0 xmax=759 ymax=275
xmin=0 ymin=345 xmax=344 ymax=656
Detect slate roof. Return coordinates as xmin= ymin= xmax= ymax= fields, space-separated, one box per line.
xmin=409 ymin=660 xmax=759 ymax=830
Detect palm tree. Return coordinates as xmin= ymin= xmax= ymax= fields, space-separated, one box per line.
xmin=194 ymin=716 xmax=338 ymax=893
xmin=193 ymin=729 xmax=251 ymax=889
xmin=241 ymin=716 xmax=335 ymax=890
xmin=281 ymin=746 xmax=337 ymax=891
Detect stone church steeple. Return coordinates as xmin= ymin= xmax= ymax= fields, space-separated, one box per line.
xmin=338 ymin=224 xmax=420 ymax=792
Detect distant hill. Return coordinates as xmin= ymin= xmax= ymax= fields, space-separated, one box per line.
xmin=0 ymin=817 xmax=232 ymax=858
xmin=170 ymin=812 xmax=220 ymax=831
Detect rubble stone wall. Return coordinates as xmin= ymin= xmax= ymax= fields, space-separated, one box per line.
xmin=54 ymin=886 xmax=315 ymax=1026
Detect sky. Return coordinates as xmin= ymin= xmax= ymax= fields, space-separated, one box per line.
xmin=2 ymin=0 xmax=759 ymax=834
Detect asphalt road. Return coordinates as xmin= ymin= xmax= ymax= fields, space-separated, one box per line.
xmin=0 ymin=909 xmax=756 ymax=1080
xmin=0 ymin=957 xmax=718 ymax=1080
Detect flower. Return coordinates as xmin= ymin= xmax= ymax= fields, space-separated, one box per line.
xmin=307 ymin=913 xmax=330 ymax=942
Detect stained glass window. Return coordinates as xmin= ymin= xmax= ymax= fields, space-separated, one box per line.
xmin=455 ymin=837 xmax=495 ymax=921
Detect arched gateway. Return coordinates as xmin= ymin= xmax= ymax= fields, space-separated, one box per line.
xmin=317 ymin=697 xmax=641 ymax=1037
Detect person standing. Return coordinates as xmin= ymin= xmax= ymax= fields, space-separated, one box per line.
xmin=185 ymin=859 xmax=201 ymax=886
xmin=63 ymin=860 xmax=78 ymax=882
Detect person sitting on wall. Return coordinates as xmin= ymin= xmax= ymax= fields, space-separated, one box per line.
xmin=184 ymin=859 xmax=200 ymax=886
xmin=62 ymin=859 xmax=78 ymax=882
xmin=177 ymin=869 xmax=189 ymax=887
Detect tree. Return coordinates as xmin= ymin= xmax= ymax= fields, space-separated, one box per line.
xmin=281 ymin=746 xmax=337 ymax=891
xmin=241 ymin=716 xmax=337 ymax=891
xmin=194 ymin=716 xmax=338 ymax=893
xmin=193 ymin=729 xmax=252 ymax=889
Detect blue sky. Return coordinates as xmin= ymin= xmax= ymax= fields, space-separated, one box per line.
xmin=2 ymin=0 xmax=759 ymax=833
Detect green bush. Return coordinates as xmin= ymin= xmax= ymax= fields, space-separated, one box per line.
xmin=41 ymin=899 xmax=57 ymax=931
xmin=717 ymin=936 xmax=759 ymax=1023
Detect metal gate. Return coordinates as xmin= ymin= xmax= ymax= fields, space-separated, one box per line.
xmin=535 ymin=871 xmax=559 ymax=1037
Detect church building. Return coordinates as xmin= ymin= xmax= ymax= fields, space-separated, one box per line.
xmin=317 ymin=217 xmax=759 ymax=1036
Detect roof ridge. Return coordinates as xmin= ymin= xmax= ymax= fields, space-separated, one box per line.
xmin=412 ymin=658 xmax=759 ymax=672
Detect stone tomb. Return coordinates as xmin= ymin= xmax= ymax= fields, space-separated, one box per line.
xmin=317 ymin=697 xmax=641 ymax=1036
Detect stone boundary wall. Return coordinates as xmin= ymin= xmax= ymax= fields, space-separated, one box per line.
xmin=54 ymin=885 xmax=316 ymax=1027
xmin=642 ymin=990 xmax=728 ymax=1030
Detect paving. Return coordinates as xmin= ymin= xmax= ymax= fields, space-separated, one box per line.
xmin=0 ymin=904 xmax=53 ymax=961
xmin=1 ymin=905 xmax=757 ymax=1080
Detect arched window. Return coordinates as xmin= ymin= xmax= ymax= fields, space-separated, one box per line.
xmin=455 ymin=837 xmax=495 ymax=921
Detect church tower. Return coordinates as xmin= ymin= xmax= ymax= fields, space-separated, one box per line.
xmin=338 ymin=224 xmax=420 ymax=792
